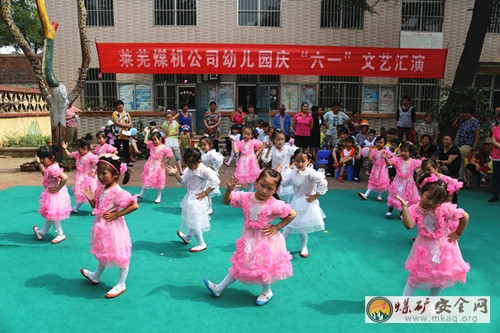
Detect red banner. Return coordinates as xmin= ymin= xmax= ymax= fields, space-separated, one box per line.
xmin=96 ymin=43 xmax=447 ymax=78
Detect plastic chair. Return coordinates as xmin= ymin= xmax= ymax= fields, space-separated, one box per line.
xmin=336 ymin=165 xmax=354 ymax=181
xmin=315 ymin=150 xmax=330 ymax=169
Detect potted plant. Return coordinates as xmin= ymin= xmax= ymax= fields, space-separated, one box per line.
xmin=20 ymin=159 xmax=40 ymax=172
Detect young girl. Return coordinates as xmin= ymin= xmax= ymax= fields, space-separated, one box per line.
xmin=166 ymin=148 xmax=220 ymax=252
xmin=421 ymin=158 xmax=462 ymax=204
xmin=398 ymin=173 xmax=470 ymax=296
xmin=260 ymin=128 xmax=298 ymax=203
xmin=138 ymin=130 xmax=173 ymax=204
xmin=33 ymin=145 xmax=71 ymax=244
xmin=203 ymin=169 xmax=296 ymax=306
xmin=232 ymin=126 xmax=264 ymax=192
xmin=161 ymin=110 xmax=183 ymax=172
xmin=199 ymin=136 xmax=224 ymax=215
xmin=94 ymin=130 xmax=118 ymax=156
xmin=62 ymin=134 xmax=99 ymax=214
xmin=358 ymin=136 xmax=393 ymax=201
xmin=384 ymin=142 xmax=421 ymax=218
xmin=224 ymin=124 xmax=241 ymax=167
xmin=80 ymin=154 xmax=139 ymax=298
xmin=280 ymin=148 xmax=328 ymax=258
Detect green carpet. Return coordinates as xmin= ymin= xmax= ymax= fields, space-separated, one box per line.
xmin=0 ymin=186 xmax=498 ymax=332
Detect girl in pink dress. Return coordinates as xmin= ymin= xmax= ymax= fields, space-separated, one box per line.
xmin=94 ymin=130 xmax=118 ymax=156
xmin=203 ymin=169 xmax=296 ymax=306
xmin=137 ymin=130 xmax=173 ymax=204
xmin=398 ymin=173 xmax=470 ymax=296
xmin=33 ymin=145 xmax=71 ymax=244
xmin=358 ymin=136 xmax=393 ymax=201
xmin=232 ymin=126 xmax=264 ymax=192
xmin=62 ymin=134 xmax=99 ymax=214
xmin=421 ymin=158 xmax=463 ymax=205
xmin=80 ymin=154 xmax=139 ymax=299
xmin=384 ymin=142 xmax=422 ymax=218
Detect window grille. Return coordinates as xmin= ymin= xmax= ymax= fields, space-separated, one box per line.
xmin=401 ymin=0 xmax=444 ymax=32
xmin=83 ymin=68 xmax=117 ymax=110
xmin=238 ymin=0 xmax=281 ymax=27
xmin=399 ymin=78 xmax=440 ymax=113
xmin=475 ymin=74 xmax=500 ymax=109
xmin=320 ymin=0 xmax=364 ymax=29
xmin=154 ymin=74 xmax=197 ymax=111
xmin=154 ymin=0 xmax=197 ymax=26
xmin=488 ymin=2 xmax=500 ymax=33
xmin=85 ymin=0 xmax=114 ymax=27
xmin=319 ymin=76 xmax=362 ymax=112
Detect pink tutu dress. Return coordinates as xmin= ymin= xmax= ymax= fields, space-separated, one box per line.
xmin=234 ymin=139 xmax=262 ymax=184
xmin=141 ymin=141 xmax=173 ymax=189
xmin=405 ymin=203 xmax=470 ymax=289
xmin=178 ymin=164 xmax=220 ymax=233
xmin=229 ymin=191 xmax=293 ymax=285
xmin=71 ymin=151 xmax=99 ymax=204
xmin=94 ymin=143 xmax=116 ymax=156
xmin=90 ymin=185 xmax=137 ymax=268
xmin=39 ymin=163 xmax=71 ymax=221
xmin=387 ymin=157 xmax=422 ymax=211
xmin=367 ymin=149 xmax=393 ymax=192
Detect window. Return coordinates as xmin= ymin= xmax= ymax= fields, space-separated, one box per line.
xmin=399 ymin=78 xmax=441 ymax=113
xmin=238 ymin=0 xmax=281 ymax=27
xmin=85 ymin=0 xmax=114 ymax=27
xmin=319 ymin=76 xmax=362 ymax=113
xmin=154 ymin=0 xmax=197 ymax=26
xmin=237 ymin=75 xmax=280 ymax=117
xmin=401 ymin=0 xmax=444 ymax=32
xmin=83 ymin=68 xmax=117 ymax=111
xmin=320 ymin=0 xmax=364 ymax=29
xmin=154 ymin=74 xmax=197 ymax=111
xmin=119 ymin=84 xmax=152 ymax=111
xmin=488 ymin=2 xmax=500 ymax=33
xmin=475 ymin=74 xmax=500 ymax=109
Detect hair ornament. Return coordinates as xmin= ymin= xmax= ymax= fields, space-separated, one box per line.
xmin=446 ymin=184 xmax=455 ymax=196
xmin=419 ymin=173 xmax=439 ymax=188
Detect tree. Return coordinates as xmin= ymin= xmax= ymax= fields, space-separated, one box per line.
xmin=0 ymin=0 xmax=43 ymax=53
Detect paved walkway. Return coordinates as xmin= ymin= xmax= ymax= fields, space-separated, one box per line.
xmin=0 ymin=155 xmax=367 ymax=191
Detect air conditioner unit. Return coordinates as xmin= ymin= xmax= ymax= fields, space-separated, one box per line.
xmin=208 ymin=74 xmax=219 ymax=81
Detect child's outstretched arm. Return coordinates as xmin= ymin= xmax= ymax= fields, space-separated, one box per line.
xmin=166 ymin=165 xmax=182 ymax=182
xmin=264 ymin=209 xmax=296 ymax=236
xmin=61 ymin=141 xmax=73 ymax=159
xmin=448 ymin=211 xmax=469 ymax=243
xmin=223 ymin=176 xmax=240 ymax=205
xmin=397 ymin=195 xmax=415 ymax=229
xmin=103 ymin=201 xmax=139 ymax=222
xmin=83 ymin=186 xmax=96 ymax=208
xmin=35 ymin=155 xmax=45 ymax=176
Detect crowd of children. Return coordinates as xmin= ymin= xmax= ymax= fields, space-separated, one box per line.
xmin=28 ymin=101 xmax=476 ymax=305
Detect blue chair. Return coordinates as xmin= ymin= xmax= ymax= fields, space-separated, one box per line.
xmin=315 ymin=150 xmax=330 ymax=170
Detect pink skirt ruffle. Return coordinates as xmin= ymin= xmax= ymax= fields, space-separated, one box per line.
xmin=387 ymin=177 xmax=420 ymax=210
xmin=39 ymin=187 xmax=71 ymax=221
xmin=141 ymin=160 xmax=166 ymax=189
xmin=73 ymin=173 xmax=98 ymax=203
xmin=405 ymin=236 xmax=470 ymax=290
xmin=367 ymin=164 xmax=391 ymax=192
xmin=90 ymin=217 xmax=131 ymax=268
xmin=234 ymin=155 xmax=261 ymax=184
xmin=229 ymin=227 xmax=293 ymax=286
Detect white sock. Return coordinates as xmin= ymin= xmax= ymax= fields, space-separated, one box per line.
xmin=138 ymin=188 xmax=145 ymax=197
xmin=93 ymin=264 xmax=106 ymax=280
xmin=117 ymin=266 xmax=129 ymax=286
xmin=52 ymin=221 xmax=63 ymax=236
xmin=73 ymin=202 xmax=83 ymax=211
xmin=192 ymin=228 xmax=205 ymax=246
xmin=363 ymin=189 xmax=372 ymax=198
xmin=217 ymin=273 xmax=236 ymax=292
xmin=377 ymin=192 xmax=382 ymax=200
xmin=262 ymin=284 xmax=271 ymax=294
xmin=402 ymin=283 xmax=417 ymax=296
xmin=429 ymin=287 xmax=442 ymax=296
xmin=156 ymin=189 xmax=162 ymax=201
xmin=299 ymin=233 xmax=308 ymax=250
xmin=41 ymin=220 xmax=52 ymax=234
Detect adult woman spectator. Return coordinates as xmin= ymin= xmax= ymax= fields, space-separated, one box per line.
xmin=112 ymin=100 xmax=133 ymax=166
xmin=437 ymin=135 xmax=461 ymax=177
xmin=243 ymin=105 xmax=259 ymax=130
xmin=292 ymin=102 xmax=313 ymax=149
xmin=204 ymin=101 xmax=222 ymax=152
xmin=489 ymin=123 xmax=500 ymax=202
xmin=452 ymin=106 xmax=480 ymax=153
xmin=231 ymin=104 xmax=246 ymax=133
xmin=309 ymin=105 xmax=322 ymax=158
xmin=177 ymin=103 xmax=193 ymax=138
xmin=416 ymin=134 xmax=438 ymax=159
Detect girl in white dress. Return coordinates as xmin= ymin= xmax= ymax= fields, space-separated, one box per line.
xmin=200 ymin=136 xmax=224 ymax=215
xmin=166 ymin=148 xmax=220 ymax=252
xmin=280 ymin=148 xmax=328 ymax=258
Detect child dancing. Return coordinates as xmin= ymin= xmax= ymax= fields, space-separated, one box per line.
xmin=232 ymin=126 xmax=264 ymax=192
xmin=94 ymin=130 xmax=118 ymax=156
xmin=33 ymin=145 xmax=71 ymax=244
xmin=200 ymin=136 xmax=224 ymax=215
xmin=358 ymin=136 xmax=393 ymax=201
xmin=166 ymin=148 xmax=220 ymax=252
xmin=62 ymin=134 xmax=99 ymax=214
xmin=203 ymin=169 xmax=296 ymax=306
xmin=398 ymin=173 xmax=470 ymax=296
xmin=224 ymin=124 xmax=241 ymax=167
xmin=80 ymin=154 xmax=139 ymax=298
xmin=137 ymin=130 xmax=173 ymax=204
xmin=280 ymin=148 xmax=328 ymax=258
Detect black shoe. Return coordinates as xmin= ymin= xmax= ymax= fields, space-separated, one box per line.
xmin=488 ymin=197 xmax=499 ymax=202
xmin=127 ymin=163 xmax=134 ymax=167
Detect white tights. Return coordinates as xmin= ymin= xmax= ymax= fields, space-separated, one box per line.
xmin=282 ymin=229 xmax=308 ymax=250
xmin=40 ymin=220 xmax=63 ymax=236
xmin=92 ymin=264 xmax=129 ymax=286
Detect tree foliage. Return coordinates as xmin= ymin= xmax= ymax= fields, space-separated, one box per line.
xmin=0 ymin=0 xmax=43 ymax=53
